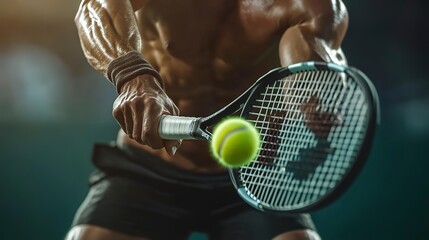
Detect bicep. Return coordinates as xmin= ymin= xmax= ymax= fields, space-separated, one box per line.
xmin=278 ymin=0 xmax=348 ymax=66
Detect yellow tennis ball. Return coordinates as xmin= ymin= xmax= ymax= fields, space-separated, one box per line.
xmin=211 ymin=118 xmax=260 ymax=168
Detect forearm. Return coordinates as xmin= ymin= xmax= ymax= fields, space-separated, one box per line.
xmin=279 ymin=25 xmax=347 ymax=67
xmin=278 ymin=0 xmax=349 ymax=67
xmin=74 ymin=0 xmax=143 ymax=75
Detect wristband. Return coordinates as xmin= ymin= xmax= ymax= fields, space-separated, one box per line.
xmin=106 ymin=51 xmax=164 ymax=93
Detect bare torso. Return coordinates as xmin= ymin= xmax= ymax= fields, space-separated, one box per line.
xmin=121 ymin=0 xmax=291 ymax=172
xmin=75 ymin=0 xmax=348 ymax=173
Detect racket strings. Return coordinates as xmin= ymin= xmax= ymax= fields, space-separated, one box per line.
xmin=240 ymin=70 xmax=369 ymax=209
xmin=244 ymin=78 xmax=285 ymax=202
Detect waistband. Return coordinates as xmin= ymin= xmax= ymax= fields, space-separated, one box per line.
xmin=91 ymin=142 xmax=231 ymax=189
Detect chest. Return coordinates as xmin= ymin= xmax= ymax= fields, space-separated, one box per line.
xmin=140 ymin=0 xmax=282 ymax=63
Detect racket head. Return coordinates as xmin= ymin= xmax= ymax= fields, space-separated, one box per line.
xmin=229 ymin=61 xmax=380 ymax=213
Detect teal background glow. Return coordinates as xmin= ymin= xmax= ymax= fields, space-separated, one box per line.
xmin=0 ymin=0 xmax=428 ymax=239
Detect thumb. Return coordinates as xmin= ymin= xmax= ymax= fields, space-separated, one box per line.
xmin=164 ymin=139 xmax=182 ymax=156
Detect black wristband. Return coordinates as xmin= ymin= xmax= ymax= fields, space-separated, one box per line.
xmin=106 ymin=51 xmax=164 ymax=93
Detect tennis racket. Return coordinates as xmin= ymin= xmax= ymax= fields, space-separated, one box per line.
xmin=158 ymin=61 xmax=380 ymax=213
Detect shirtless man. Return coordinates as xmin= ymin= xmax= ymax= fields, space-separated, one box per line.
xmin=67 ymin=0 xmax=348 ymax=239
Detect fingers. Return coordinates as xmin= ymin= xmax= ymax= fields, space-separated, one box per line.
xmin=113 ymin=97 xmax=141 ymax=140
xmin=112 ymin=94 xmax=179 ymax=154
xmin=124 ymin=105 xmax=134 ymax=136
xmin=128 ymin=99 xmax=145 ymax=142
xmin=164 ymin=139 xmax=182 ymax=156
xmin=112 ymin=98 xmax=127 ymax=132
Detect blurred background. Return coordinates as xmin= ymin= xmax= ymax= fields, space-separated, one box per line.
xmin=0 ymin=0 xmax=428 ymax=239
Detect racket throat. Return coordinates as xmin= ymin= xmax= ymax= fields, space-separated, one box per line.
xmin=194 ymin=128 xmax=212 ymax=140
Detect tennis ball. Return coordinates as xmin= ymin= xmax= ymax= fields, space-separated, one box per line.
xmin=211 ymin=118 xmax=260 ymax=168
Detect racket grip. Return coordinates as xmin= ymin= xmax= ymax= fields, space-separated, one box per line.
xmin=158 ymin=115 xmax=202 ymax=140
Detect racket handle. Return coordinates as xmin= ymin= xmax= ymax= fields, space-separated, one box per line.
xmin=158 ymin=115 xmax=203 ymax=140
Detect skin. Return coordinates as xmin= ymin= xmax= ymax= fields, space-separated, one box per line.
xmin=69 ymin=0 xmax=348 ymax=239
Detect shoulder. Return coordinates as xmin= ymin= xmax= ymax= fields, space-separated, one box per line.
xmin=273 ymin=0 xmax=349 ymax=33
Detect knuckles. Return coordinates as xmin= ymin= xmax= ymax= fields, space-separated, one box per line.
xmin=111 ymin=91 xmax=177 ymax=149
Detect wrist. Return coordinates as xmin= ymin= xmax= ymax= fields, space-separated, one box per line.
xmin=106 ymin=51 xmax=164 ymax=93
xmin=119 ymin=74 xmax=163 ymax=93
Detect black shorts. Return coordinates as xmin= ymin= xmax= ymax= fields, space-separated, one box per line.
xmin=72 ymin=143 xmax=317 ymax=240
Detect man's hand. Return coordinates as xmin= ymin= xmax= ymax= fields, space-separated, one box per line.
xmin=112 ymin=75 xmax=181 ymax=156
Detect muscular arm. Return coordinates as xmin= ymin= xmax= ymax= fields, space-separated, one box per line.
xmin=75 ymin=0 xmax=181 ymax=155
xmin=278 ymin=0 xmax=349 ymax=66
xmin=74 ymin=0 xmax=146 ymax=74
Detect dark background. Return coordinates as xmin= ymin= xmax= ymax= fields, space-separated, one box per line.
xmin=1 ymin=0 xmax=428 ymax=239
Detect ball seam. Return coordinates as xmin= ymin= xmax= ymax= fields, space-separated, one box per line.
xmin=217 ymin=126 xmax=249 ymax=157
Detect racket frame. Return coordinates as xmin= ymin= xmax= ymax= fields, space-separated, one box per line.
xmin=159 ymin=61 xmax=380 ymax=213
xmin=228 ymin=61 xmax=380 ymax=213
